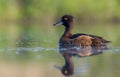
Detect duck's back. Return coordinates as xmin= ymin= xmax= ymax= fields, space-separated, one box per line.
xmin=69 ymin=33 xmax=111 ymax=46
xmin=59 ymin=33 xmax=111 ymax=48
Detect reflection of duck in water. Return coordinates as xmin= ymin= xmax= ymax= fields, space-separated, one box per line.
xmin=61 ymin=51 xmax=74 ymax=76
xmin=60 ymin=46 xmax=104 ymax=58
xmin=54 ymin=15 xmax=111 ymax=48
xmin=59 ymin=46 xmax=104 ymax=76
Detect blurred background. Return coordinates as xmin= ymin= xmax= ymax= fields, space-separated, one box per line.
xmin=0 ymin=0 xmax=120 ymax=77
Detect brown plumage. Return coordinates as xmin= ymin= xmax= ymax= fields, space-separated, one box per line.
xmin=74 ymin=35 xmax=92 ymax=47
xmin=54 ymin=15 xmax=111 ymax=48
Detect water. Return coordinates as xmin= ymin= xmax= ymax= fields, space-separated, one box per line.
xmin=0 ymin=46 xmax=120 ymax=77
xmin=0 ymin=24 xmax=120 ymax=77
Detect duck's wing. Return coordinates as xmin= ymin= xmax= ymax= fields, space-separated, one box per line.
xmin=67 ymin=33 xmax=92 ymax=46
xmin=69 ymin=33 xmax=111 ymax=46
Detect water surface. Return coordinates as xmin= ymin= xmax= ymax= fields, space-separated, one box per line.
xmin=0 ymin=23 xmax=120 ymax=77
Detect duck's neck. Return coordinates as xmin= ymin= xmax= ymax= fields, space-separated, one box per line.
xmin=62 ymin=23 xmax=73 ymax=38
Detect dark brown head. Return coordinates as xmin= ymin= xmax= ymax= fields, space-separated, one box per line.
xmin=54 ymin=15 xmax=74 ymax=27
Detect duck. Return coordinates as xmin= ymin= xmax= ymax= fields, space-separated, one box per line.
xmin=54 ymin=15 xmax=111 ymax=48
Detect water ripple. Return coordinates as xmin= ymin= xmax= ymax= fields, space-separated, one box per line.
xmin=0 ymin=47 xmax=58 ymax=53
xmin=0 ymin=47 xmax=120 ymax=54
xmin=107 ymin=47 xmax=120 ymax=53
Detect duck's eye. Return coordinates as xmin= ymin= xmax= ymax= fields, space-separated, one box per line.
xmin=64 ymin=17 xmax=68 ymax=20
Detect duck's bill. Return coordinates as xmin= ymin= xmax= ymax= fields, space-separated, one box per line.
xmin=54 ymin=19 xmax=63 ymax=26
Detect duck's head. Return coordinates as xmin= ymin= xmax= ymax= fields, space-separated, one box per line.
xmin=54 ymin=15 xmax=74 ymax=27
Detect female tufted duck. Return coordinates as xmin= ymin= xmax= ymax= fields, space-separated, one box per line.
xmin=54 ymin=15 xmax=111 ymax=48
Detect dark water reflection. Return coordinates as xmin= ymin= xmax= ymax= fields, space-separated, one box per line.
xmin=0 ymin=45 xmax=120 ymax=77
xmin=58 ymin=46 xmax=109 ymax=76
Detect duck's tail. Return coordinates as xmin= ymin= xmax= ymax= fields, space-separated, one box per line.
xmin=103 ymin=39 xmax=111 ymax=43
